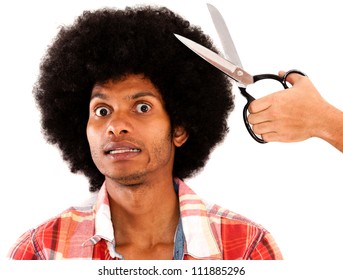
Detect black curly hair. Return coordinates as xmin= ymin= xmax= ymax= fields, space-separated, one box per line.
xmin=34 ymin=5 xmax=234 ymax=192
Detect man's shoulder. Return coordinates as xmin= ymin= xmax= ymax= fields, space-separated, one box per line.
xmin=206 ymin=203 xmax=265 ymax=229
xmin=177 ymin=179 xmax=266 ymax=231
xmin=25 ymin=193 xmax=97 ymax=243
xmin=177 ymin=180 xmax=280 ymax=259
xmin=8 ymin=193 xmax=99 ymax=259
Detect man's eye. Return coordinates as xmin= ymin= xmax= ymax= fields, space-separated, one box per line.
xmin=136 ymin=103 xmax=151 ymax=113
xmin=95 ymin=107 xmax=110 ymax=117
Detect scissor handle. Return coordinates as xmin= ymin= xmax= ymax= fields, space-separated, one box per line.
xmin=240 ymin=69 xmax=306 ymax=144
xmin=240 ymin=86 xmax=268 ymax=143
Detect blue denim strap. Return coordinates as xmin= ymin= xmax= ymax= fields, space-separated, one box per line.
xmin=173 ymin=218 xmax=185 ymax=260
xmin=173 ymin=180 xmax=184 ymax=259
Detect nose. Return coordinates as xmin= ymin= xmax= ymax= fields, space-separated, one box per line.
xmin=106 ymin=111 xmax=132 ymax=137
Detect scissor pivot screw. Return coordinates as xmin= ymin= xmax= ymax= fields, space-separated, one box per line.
xmin=236 ymin=70 xmax=244 ymax=76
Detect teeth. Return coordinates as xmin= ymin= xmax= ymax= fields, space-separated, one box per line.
xmin=109 ymin=149 xmax=140 ymax=154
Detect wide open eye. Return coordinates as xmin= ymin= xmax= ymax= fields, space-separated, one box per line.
xmin=95 ymin=106 xmax=111 ymax=117
xmin=136 ymin=103 xmax=151 ymax=113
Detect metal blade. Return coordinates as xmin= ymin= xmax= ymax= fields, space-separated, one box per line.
xmin=207 ymin=3 xmax=243 ymax=68
xmin=174 ymin=34 xmax=253 ymax=86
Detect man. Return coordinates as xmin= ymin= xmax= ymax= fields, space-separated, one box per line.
xmin=248 ymin=72 xmax=343 ymax=152
xmin=8 ymin=5 xmax=282 ymax=260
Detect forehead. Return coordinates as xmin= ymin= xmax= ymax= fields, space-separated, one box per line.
xmin=91 ymin=74 xmax=162 ymax=101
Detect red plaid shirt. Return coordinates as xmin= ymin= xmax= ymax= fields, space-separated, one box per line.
xmin=8 ymin=178 xmax=282 ymax=260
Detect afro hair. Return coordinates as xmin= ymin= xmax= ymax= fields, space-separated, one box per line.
xmin=34 ymin=5 xmax=234 ymax=192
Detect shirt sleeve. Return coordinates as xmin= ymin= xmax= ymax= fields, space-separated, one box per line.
xmin=7 ymin=230 xmax=40 ymax=260
xmin=220 ymin=216 xmax=283 ymax=260
xmin=248 ymin=232 xmax=283 ymax=260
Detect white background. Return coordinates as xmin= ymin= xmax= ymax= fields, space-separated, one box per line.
xmin=1 ymin=0 xmax=342 ymax=276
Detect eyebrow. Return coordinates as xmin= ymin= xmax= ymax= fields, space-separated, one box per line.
xmin=90 ymin=92 xmax=107 ymax=101
xmin=126 ymin=92 xmax=158 ymax=100
xmin=90 ymin=91 xmax=159 ymax=101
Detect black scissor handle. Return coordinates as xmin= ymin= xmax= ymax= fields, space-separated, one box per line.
xmin=240 ymin=86 xmax=268 ymax=144
xmin=240 ymin=70 xmax=306 ymax=144
xmin=282 ymin=69 xmax=307 ymax=86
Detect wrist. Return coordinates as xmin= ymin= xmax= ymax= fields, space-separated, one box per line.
xmin=314 ymin=103 xmax=343 ymax=150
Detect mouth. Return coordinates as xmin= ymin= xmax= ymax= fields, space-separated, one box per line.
xmin=107 ymin=148 xmax=141 ymax=155
xmin=103 ymin=141 xmax=142 ymax=160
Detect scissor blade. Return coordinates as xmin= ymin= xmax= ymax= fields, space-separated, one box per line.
xmin=207 ymin=3 xmax=243 ymax=68
xmin=174 ymin=34 xmax=253 ymax=85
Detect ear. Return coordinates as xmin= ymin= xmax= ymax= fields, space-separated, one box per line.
xmin=173 ymin=126 xmax=188 ymax=147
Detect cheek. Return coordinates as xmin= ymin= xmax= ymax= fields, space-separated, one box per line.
xmin=148 ymin=122 xmax=172 ymax=144
xmin=149 ymin=123 xmax=173 ymax=156
xmin=86 ymin=122 xmax=104 ymax=170
xmin=86 ymin=121 xmax=99 ymax=151
xmin=86 ymin=122 xmax=92 ymax=146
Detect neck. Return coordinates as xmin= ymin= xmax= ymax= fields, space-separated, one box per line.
xmin=106 ymin=176 xmax=179 ymax=247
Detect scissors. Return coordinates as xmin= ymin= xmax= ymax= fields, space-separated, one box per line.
xmin=175 ymin=4 xmax=306 ymax=143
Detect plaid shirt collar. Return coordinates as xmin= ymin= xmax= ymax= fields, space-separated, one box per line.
xmin=83 ymin=178 xmax=222 ymax=259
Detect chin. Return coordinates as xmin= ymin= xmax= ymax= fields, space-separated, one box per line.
xmin=107 ymin=171 xmax=147 ymax=187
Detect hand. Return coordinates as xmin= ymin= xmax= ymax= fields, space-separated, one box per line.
xmin=247 ymin=71 xmax=331 ymax=143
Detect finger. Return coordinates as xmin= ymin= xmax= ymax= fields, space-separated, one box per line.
xmin=260 ymin=132 xmax=278 ymax=143
xmin=261 ymin=131 xmax=299 ymax=143
xmin=279 ymin=70 xmax=303 ymax=85
xmin=248 ymin=109 xmax=271 ymax=125
xmin=278 ymin=70 xmax=286 ymax=77
xmin=251 ymin=121 xmax=275 ymax=135
xmin=248 ymin=95 xmax=272 ymax=114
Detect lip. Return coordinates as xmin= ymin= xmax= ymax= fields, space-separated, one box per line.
xmin=103 ymin=141 xmax=142 ymax=161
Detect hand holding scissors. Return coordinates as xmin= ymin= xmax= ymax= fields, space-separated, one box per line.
xmin=175 ymin=4 xmax=306 ymax=143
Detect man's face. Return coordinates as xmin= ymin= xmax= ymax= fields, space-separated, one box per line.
xmin=87 ymin=74 xmax=187 ymax=187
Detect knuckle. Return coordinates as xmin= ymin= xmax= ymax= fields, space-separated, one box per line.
xmin=252 ymin=123 xmax=263 ymax=134
xmin=248 ymin=102 xmax=258 ymax=113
